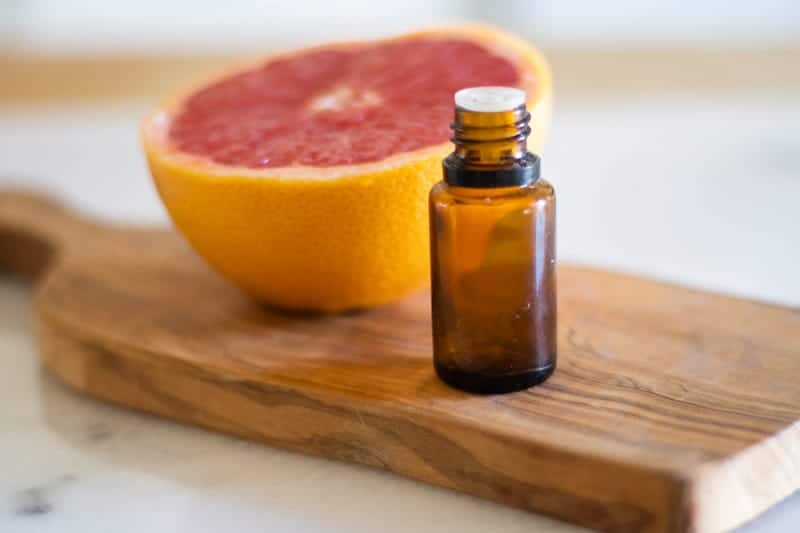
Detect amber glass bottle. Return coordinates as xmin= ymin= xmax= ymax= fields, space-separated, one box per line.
xmin=429 ymin=87 xmax=556 ymax=394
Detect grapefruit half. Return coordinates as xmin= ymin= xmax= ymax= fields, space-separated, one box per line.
xmin=143 ymin=26 xmax=551 ymax=311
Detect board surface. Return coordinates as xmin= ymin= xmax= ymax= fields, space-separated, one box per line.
xmin=2 ymin=190 xmax=799 ymax=533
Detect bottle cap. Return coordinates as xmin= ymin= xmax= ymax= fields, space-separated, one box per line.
xmin=454 ymin=87 xmax=526 ymax=112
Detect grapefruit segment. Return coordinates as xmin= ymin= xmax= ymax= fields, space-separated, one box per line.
xmin=143 ymin=26 xmax=551 ymax=311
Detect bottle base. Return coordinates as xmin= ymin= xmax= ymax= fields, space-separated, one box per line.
xmin=434 ymin=361 xmax=555 ymax=394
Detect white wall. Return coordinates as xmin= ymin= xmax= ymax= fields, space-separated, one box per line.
xmin=3 ymin=0 xmax=466 ymax=53
xmin=3 ymin=0 xmax=799 ymax=55
xmin=491 ymin=0 xmax=800 ymax=46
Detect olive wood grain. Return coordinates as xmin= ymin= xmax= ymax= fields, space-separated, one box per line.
xmin=1 ymin=190 xmax=799 ymax=533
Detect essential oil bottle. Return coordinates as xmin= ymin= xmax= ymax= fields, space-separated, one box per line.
xmin=429 ymin=87 xmax=556 ymax=394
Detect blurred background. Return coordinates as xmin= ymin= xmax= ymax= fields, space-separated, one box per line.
xmin=2 ymin=4 xmax=800 ymax=533
xmin=1 ymin=0 xmax=799 ymax=307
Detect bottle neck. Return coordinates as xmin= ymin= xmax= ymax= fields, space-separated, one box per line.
xmin=444 ymin=103 xmax=539 ymax=188
xmin=451 ymin=105 xmax=530 ymax=167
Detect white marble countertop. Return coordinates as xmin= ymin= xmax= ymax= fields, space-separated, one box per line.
xmin=1 ymin=93 xmax=799 ymax=532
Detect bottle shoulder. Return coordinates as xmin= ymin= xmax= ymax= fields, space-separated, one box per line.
xmin=430 ymin=178 xmax=554 ymax=205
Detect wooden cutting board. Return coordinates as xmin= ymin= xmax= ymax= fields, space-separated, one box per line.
xmin=2 ymin=190 xmax=799 ymax=533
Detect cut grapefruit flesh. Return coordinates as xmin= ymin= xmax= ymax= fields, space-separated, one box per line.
xmin=169 ymin=38 xmax=521 ymax=168
xmin=143 ymin=26 xmax=551 ymax=311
